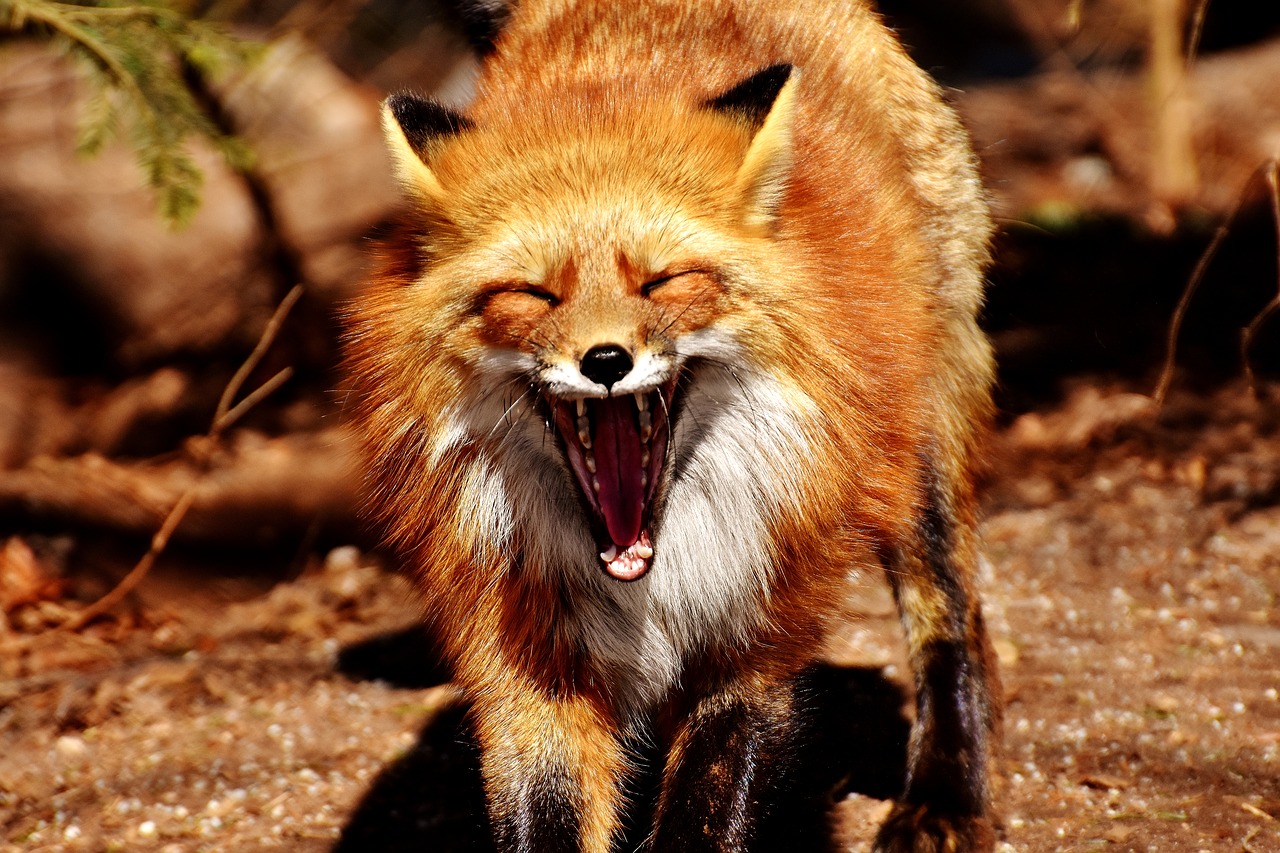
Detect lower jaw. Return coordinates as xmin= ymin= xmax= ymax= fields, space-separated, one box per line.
xmin=599 ymin=529 xmax=653 ymax=581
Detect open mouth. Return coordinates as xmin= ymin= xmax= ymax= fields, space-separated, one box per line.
xmin=550 ymin=381 xmax=675 ymax=581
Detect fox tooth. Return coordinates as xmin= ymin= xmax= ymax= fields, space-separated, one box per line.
xmin=585 ymin=453 xmax=597 ymax=474
xmin=641 ymin=448 xmax=650 ymax=467
xmin=576 ymin=399 xmax=586 ymax=417
xmin=592 ymin=476 xmax=601 ymax=493
xmin=641 ymin=471 xmax=648 ymax=489
xmin=639 ymin=410 xmax=652 ymax=442
xmin=635 ymin=542 xmax=654 ymax=559
xmin=600 ymin=544 xmax=618 ymax=563
xmin=634 ymin=392 xmax=647 ymax=412
xmin=578 ymin=416 xmax=591 ymax=448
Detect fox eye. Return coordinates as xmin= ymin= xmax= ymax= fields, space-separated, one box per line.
xmin=642 ymin=269 xmax=716 ymax=298
xmin=471 ymin=285 xmax=560 ymax=319
xmin=641 ymin=274 xmax=678 ymax=297
xmin=503 ymin=286 xmax=560 ymax=306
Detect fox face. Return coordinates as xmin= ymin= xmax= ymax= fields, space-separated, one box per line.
xmin=432 ymin=137 xmax=755 ymax=583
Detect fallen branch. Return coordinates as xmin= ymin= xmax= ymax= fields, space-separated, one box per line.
xmin=62 ymin=285 xmax=304 ymax=631
xmin=214 ymin=285 xmax=303 ymax=428
xmin=63 ymin=489 xmax=198 ymax=630
xmin=0 ymin=431 xmax=357 ymax=545
xmin=1154 ymin=159 xmax=1279 ymax=407
xmin=1240 ymin=161 xmax=1280 ymax=394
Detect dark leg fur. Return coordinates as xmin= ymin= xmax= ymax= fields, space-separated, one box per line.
xmin=490 ymin=763 xmax=583 ymax=853
xmin=876 ymin=463 xmax=1001 ymax=853
xmin=650 ymin=683 xmax=830 ymax=853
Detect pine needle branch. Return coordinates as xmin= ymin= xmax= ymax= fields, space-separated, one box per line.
xmin=0 ymin=0 xmax=262 ymax=226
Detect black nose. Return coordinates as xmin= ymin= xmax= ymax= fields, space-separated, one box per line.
xmin=580 ymin=344 xmax=633 ymax=389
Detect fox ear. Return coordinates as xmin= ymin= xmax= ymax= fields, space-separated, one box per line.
xmin=382 ymin=92 xmax=473 ymax=204
xmin=704 ymin=64 xmax=799 ymax=232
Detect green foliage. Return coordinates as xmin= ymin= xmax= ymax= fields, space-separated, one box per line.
xmin=0 ymin=0 xmax=261 ymax=226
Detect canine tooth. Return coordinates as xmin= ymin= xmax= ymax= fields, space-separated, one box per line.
xmin=577 ymin=416 xmax=591 ymax=448
xmin=635 ymin=542 xmax=653 ymax=559
xmin=585 ymin=453 xmax=597 ymax=474
xmin=600 ymin=545 xmax=618 ymax=562
xmin=635 ymin=392 xmax=647 ymax=412
xmin=639 ymin=410 xmax=652 ymax=442
xmin=576 ymin=399 xmax=586 ymax=418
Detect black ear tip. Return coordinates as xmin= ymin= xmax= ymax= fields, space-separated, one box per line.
xmin=386 ymin=92 xmax=474 ymax=150
xmin=704 ymin=63 xmax=796 ymax=128
xmin=385 ymin=90 xmax=422 ymax=110
xmin=385 ymin=91 xmax=423 ymax=123
xmin=755 ymin=63 xmax=795 ymax=89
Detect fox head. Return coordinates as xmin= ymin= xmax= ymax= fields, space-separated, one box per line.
xmin=361 ymin=65 xmax=825 ymax=600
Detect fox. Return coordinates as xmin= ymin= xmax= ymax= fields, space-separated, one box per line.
xmin=344 ymin=0 xmax=1001 ymax=850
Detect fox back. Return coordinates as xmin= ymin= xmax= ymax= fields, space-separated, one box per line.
xmin=346 ymin=1 xmax=1000 ymax=850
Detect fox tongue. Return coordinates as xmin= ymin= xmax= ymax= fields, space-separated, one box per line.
xmin=592 ymin=397 xmax=644 ymax=548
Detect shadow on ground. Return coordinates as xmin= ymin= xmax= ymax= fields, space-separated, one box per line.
xmin=333 ymin=629 xmax=910 ymax=852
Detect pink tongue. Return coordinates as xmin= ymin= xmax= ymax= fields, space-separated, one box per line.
xmin=591 ymin=397 xmax=644 ymax=548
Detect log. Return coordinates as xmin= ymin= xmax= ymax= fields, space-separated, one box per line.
xmin=0 ymin=429 xmax=361 ymax=548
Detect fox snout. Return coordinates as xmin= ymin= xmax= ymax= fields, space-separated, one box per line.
xmin=540 ymin=340 xmax=677 ymax=582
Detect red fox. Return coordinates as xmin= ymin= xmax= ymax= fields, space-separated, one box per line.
xmin=345 ymin=0 xmax=1001 ymax=849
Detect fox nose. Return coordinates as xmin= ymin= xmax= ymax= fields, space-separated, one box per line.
xmin=580 ymin=344 xmax=633 ymax=389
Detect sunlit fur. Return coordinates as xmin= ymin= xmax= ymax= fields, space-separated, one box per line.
xmin=345 ymin=0 xmax=998 ymax=850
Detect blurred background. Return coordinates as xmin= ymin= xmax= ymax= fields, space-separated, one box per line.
xmin=2 ymin=1 xmax=1279 ymax=850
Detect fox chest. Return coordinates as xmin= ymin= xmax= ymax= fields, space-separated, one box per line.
xmin=450 ymin=369 xmax=815 ymax=709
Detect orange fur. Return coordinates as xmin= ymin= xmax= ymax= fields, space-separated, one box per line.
xmin=346 ymin=1 xmax=998 ymax=850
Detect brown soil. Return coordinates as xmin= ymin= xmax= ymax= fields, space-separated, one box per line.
xmin=2 ymin=378 xmax=1279 ymax=852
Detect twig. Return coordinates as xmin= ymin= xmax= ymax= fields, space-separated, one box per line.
xmin=63 ymin=489 xmax=198 ymax=631
xmin=1186 ymin=0 xmax=1212 ymax=66
xmin=214 ymin=284 xmax=303 ymax=429
xmin=1153 ymin=225 xmax=1230 ymax=407
xmin=1240 ymin=161 xmax=1280 ymax=396
xmin=215 ymin=366 xmax=293 ymax=434
xmin=62 ymin=286 xmax=304 ymax=631
xmin=1239 ymin=802 xmax=1274 ymax=821
xmin=1154 ymin=160 xmax=1278 ymax=407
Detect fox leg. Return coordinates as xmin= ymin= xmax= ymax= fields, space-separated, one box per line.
xmin=649 ymin=679 xmax=828 ymax=853
xmin=875 ymin=462 xmax=1001 ymax=853
xmin=471 ymin=684 xmax=630 ymax=853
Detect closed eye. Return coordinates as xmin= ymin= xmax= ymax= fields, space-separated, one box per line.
xmin=470 ymin=285 xmax=560 ymax=316
xmin=510 ymin=287 xmax=559 ymax=306
xmin=642 ymin=271 xmax=702 ymax=297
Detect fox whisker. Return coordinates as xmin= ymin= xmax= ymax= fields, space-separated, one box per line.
xmin=485 ymin=384 xmax=535 ymax=445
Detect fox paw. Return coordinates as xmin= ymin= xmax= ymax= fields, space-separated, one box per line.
xmin=872 ymin=803 xmax=995 ymax=853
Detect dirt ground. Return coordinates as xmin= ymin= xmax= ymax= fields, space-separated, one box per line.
xmin=1 ymin=377 xmax=1279 ymax=852
xmin=3 ymin=2 xmax=1280 ymax=850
